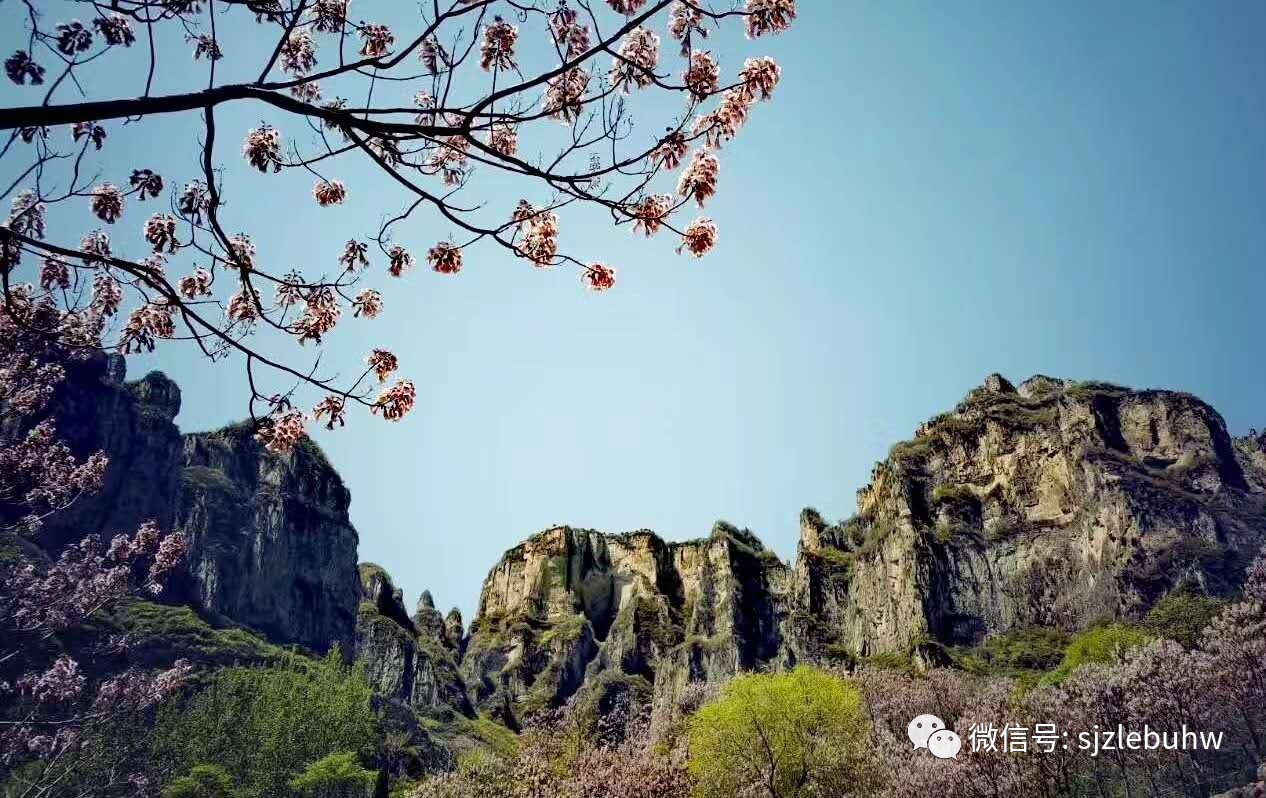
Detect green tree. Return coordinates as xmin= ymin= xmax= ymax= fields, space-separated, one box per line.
xmin=288 ymin=752 xmax=375 ymax=798
xmin=161 ymin=764 xmax=238 ymax=798
xmin=1046 ymin=624 xmax=1153 ymax=683
xmin=151 ymin=649 xmax=376 ymax=798
xmin=686 ymin=667 xmax=876 ymax=798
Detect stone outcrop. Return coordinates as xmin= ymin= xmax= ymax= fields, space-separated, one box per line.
xmin=354 ymin=564 xmax=473 ymax=720
xmin=455 ymin=375 xmax=1266 ymax=727
xmin=21 ymin=354 xmax=361 ymax=654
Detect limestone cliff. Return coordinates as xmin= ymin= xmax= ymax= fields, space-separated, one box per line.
xmin=18 ymin=354 xmax=361 ymax=654
xmin=453 ymin=375 xmax=1266 ymax=727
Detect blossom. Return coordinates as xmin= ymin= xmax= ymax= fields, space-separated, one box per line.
xmin=489 ymin=123 xmax=518 ymax=157
xmin=18 ymin=657 xmax=84 ymax=703
xmin=677 ymin=150 xmax=719 ymax=206
xmin=274 ymin=271 xmax=303 ymax=307
xmin=606 ymin=0 xmax=648 ymax=13
xmin=178 ymin=267 xmax=213 ymax=299
xmin=420 ymin=37 xmax=447 ymax=73
xmin=91 ymin=274 xmax=122 ymax=316
xmin=129 ymin=169 xmax=164 ymax=200
xmin=550 ymin=5 xmax=591 ymax=60
xmin=359 ymin=24 xmax=394 ymax=58
xmin=340 ymin=239 xmax=369 ymax=272
xmin=93 ymin=15 xmax=135 ymax=47
xmin=353 ymin=288 xmax=383 ymax=318
xmin=191 ymin=34 xmax=223 ymax=61
xmin=6 ymin=51 xmax=46 ymax=85
xmin=90 ymin=183 xmax=125 ymax=224
xmin=311 ymin=0 xmax=348 ymax=33
xmin=39 ymin=258 xmax=70 ymax=291
xmin=226 ymin=286 xmax=260 ymax=322
xmin=427 ymin=242 xmax=463 ymax=274
xmin=694 ymin=88 xmax=752 ymax=148
xmin=683 ymin=51 xmax=719 ymax=101
xmin=312 ymin=395 xmax=347 ymax=429
xmin=429 ymin=137 xmax=470 ymax=186
xmin=243 ymin=125 xmax=283 ymax=173
xmin=178 ymin=181 xmax=210 ymax=222
xmin=480 ymin=17 xmax=518 ymax=71
xmin=366 ymin=348 xmax=398 ymax=381
xmin=54 ymin=21 xmax=93 ymax=56
xmin=745 ymin=0 xmax=797 ymax=38
xmin=290 ymin=82 xmax=322 ymax=103
xmin=144 ymin=213 xmax=178 ymax=253
xmin=280 ymin=30 xmax=317 ymax=75
xmin=72 ymin=121 xmax=106 ymax=150
xmin=545 ymin=68 xmax=590 ymax=124
xmin=514 ymin=205 xmax=560 ymax=267
xmin=632 ymin=194 xmax=673 ymax=237
xmin=118 ymin=302 xmax=175 ymax=353
xmin=668 ymin=2 xmax=707 ymax=54
xmin=312 ymin=179 xmax=347 ymax=206
xmin=610 ymin=27 xmax=660 ymax=93
xmin=227 ymin=233 xmax=256 ymax=270
xmin=739 ymin=56 xmax=781 ymax=100
xmin=372 ymin=379 xmax=416 ymax=421
xmin=678 ymin=218 xmax=718 ymax=257
xmin=7 ymin=191 xmax=46 ymax=239
xmin=583 ymin=262 xmax=616 ymax=291
xmin=79 ymin=229 xmax=112 ymax=262
xmin=387 ymin=244 xmax=414 ymax=277
xmin=292 ymin=286 xmax=341 ymax=344
xmin=653 ymin=131 xmax=688 ymax=170
xmin=254 ymin=411 xmax=306 ymax=454
xmin=413 ymin=91 xmax=436 ymax=125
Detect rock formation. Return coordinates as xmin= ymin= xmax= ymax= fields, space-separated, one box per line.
xmin=450 ymin=375 xmax=1266 ymax=727
xmin=24 ymin=354 xmax=361 ymax=654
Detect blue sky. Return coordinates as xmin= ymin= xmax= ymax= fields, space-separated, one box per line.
xmin=5 ymin=2 xmax=1266 ymax=619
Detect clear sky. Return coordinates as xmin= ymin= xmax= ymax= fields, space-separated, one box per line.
xmin=5 ymin=2 xmax=1266 ymax=620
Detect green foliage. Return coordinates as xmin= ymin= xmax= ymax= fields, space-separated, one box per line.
xmin=951 ymin=628 xmax=1070 ymax=678
xmin=94 ymin=598 xmax=283 ymax=664
xmin=1144 ymin=592 xmax=1224 ymax=649
xmin=162 ymin=765 xmax=239 ymax=798
xmin=930 ymin=483 xmax=976 ymax=505
xmin=687 ymin=667 xmax=876 ymax=798
xmin=150 ymin=649 xmax=377 ymax=798
xmin=1046 ymin=624 xmax=1153 ymax=683
xmin=888 ymin=437 xmax=933 ymax=463
xmin=288 ymin=752 xmax=375 ymax=798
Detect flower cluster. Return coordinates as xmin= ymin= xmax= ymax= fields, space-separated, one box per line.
xmin=178 ymin=267 xmax=213 ymax=299
xmin=427 ymin=242 xmax=463 ymax=274
xmin=387 ymin=244 xmax=414 ymax=277
xmin=550 ymin=4 xmax=591 ymax=60
xmin=292 ymin=286 xmax=341 ymax=344
xmin=366 ymin=348 xmax=398 ymax=382
xmin=144 ymin=213 xmax=178 ymax=252
xmin=481 ymin=18 xmax=518 ymax=71
xmin=583 ymin=262 xmax=616 ymax=291
xmin=745 ymin=0 xmax=797 ymax=39
xmin=118 ymin=301 xmax=175 ymax=353
xmin=668 ymin=2 xmax=707 ymax=54
xmin=353 ymin=288 xmax=383 ymax=319
xmin=254 ymin=410 xmax=307 ymax=454
xmin=129 ymin=168 xmax=165 ymax=200
xmin=90 ymin=183 xmax=124 ymax=224
xmin=545 ymin=68 xmax=590 ymax=124
xmin=359 ymin=24 xmax=395 ymax=58
xmin=54 ymin=21 xmax=94 ymax=56
xmin=610 ymin=27 xmax=660 ymax=93
xmin=311 ymin=0 xmax=348 ymax=33
xmin=372 ymin=380 xmax=416 ymax=421
xmin=677 ymin=150 xmax=719 ymax=207
xmin=312 ymin=179 xmax=347 ymax=206
xmin=632 ymin=194 xmax=673 ymax=237
xmin=281 ymin=30 xmax=317 ymax=75
xmin=683 ymin=51 xmax=720 ymax=101
xmin=340 ymin=239 xmax=370 ymax=272
xmin=312 ymin=395 xmax=347 ymax=429
xmin=243 ymin=125 xmax=283 ymax=173
xmin=514 ymin=202 xmax=560 ymax=267
xmin=489 ymin=123 xmax=518 ymax=157
xmin=94 ymin=14 xmax=136 ymax=47
xmin=678 ymin=217 xmax=718 ymax=257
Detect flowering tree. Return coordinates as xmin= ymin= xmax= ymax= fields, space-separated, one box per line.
xmin=0 ymin=0 xmax=797 ymax=451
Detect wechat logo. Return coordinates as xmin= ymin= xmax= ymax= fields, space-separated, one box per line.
xmin=908 ymin=714 xmax=962 ymax=760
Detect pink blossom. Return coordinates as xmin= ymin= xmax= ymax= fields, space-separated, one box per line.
xmin=178 ymin=267 xmax=213 ymax=299
xmin=481 ymin=17 xmax=518 ymax=71
xmin=387 ymin=244 xmax=414 ymax=277
xmin=610 ymin=27 xmax=660 ymax=93
xmin=118 ymin=302 xmax=175 ymax=353
xmin=427 ymin=242 xmax=463 ymax=274
xmin=366 ymin=348 xmax=398 ymax=382
xmin=420 ymin=37 xmax=448 ymax=73
xmin=545 ymin=68 xmax=590 ymax=124
xmin=745 ymin=0 xmax=797 ymax=38
xmin=312 ymin=179 xmax=347 ymax=206
xmin=489 ymin=123 xmax=518 ymax=157
xmin=653 ymin=132 xmax=688 ymax=170
xmin=583 ymin=262 xmax=616 ymax=291
xmin=129 ymin=168 xmax=164 ymax=200
xmin=8 ymin=190 xmax=46 ymax=239
xmin=191 ymin=34 xmax=223 ymax=61
xmin=227 ymin=233 xmax=256 ymax=270
xmin=311 ymin=0 xmax=348 ymax=33
xmin=54 ymin=21 xmax=93 ymax=56
xmin=678 ymin=217 xmax=718 ymax=257
xmin=353 ymin=288 xmax=383 ymax=318
xmin=72 ymin=121 xmax=106 ymax=150
xmin=280 ymin=30 xmax=317 ymax=75
xmin=632 ymin=194 xmax=672 ymax=237
xmin=39 ymin=258 xmax=70 ymax=290
xmin=312 ymin=395 xmax=347 ymax=429
xmin=178 ymin=181 xmax=210 ymax=222
xmin=359 ymin=24 xmax=395 ymax=58
xmin=550 ymin=4 xmax=591 ymax=60
xmin=340 ymin=239 xmax=370 ymax=272
xmin=242 ymin=125 xmax=283 ymax=173
xmin=226 ymin=286 xmax=260 ymax=322
xmin=91 ymin=273 xmax=122 ymax=316
xmin=5 ymin=50 xmax=46 ymax=85
xmin=668 ymin=2 xmax=707 ymax=53
xmin=606 ymin=0 xmax=648 ymax=14
xmin=90 ymin=183 xmax=124 ymax=223
xmin=514 ymin=203 xmax=560 ymax=267
xmin=254 ymin=411 xmax=307 ymax=454
xmin=683 ymin=51 xmax=719 ymax=101
xmin=372 ymin=379 xmax=416 ymax=421
xmin=144 ymin=213 xmax=178 ymax=253
xmin=677 ymin=149 xmax=719 ymax=206
xmin=739 ymin=56 xmax=781 ymax=100
xmin=93 ymin=14 xmax=135 ymax=47
xmin=292 ymin=286 xmax=341 ymax=344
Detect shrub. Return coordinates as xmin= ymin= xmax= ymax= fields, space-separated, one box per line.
xmin=150 ymin=649 xmax=377 ymax=798
xmin=288 ymin=752 xmax=375 ymax=798
xmin=1144 ymin=592 xmax=1224 ymax=649
xmin=161 ymin=765 xmax=238 ymax=798
xmin=1046 ymin=624 xmax=1152 ymax=683
xmin=687 ymin=667 xmax=876 ymax=798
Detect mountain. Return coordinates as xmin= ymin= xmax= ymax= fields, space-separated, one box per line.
xmin=13 ymin=361 xmax=1266 ymax=735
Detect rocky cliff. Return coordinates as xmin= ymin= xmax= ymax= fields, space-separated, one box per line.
xmin=443 ymin=375 xmax=1266 ymax=728
xmin=23 ymin=354 xmax=361 ymax=654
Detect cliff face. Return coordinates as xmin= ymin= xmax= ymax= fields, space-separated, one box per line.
xmin=24 ymin=355 xmax=361 ymax=654
xmin=451 ymin=375 xmax=1266 ymax=727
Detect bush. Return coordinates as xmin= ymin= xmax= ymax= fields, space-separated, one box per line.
xmin=161 ymin=765 xmax=238 ymax=798
xmin=1046 ymin=624 xmax=1152 ymax=683
xmin=687 ymin=667 xmax=876 ymax=798
xmin=150 ymin=649 xmax=377 ymax=798
xmin=1144 ymin=592 xmax=1224 ymax=649
xmin=288 ymin=752 xmax=375 ymax=798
